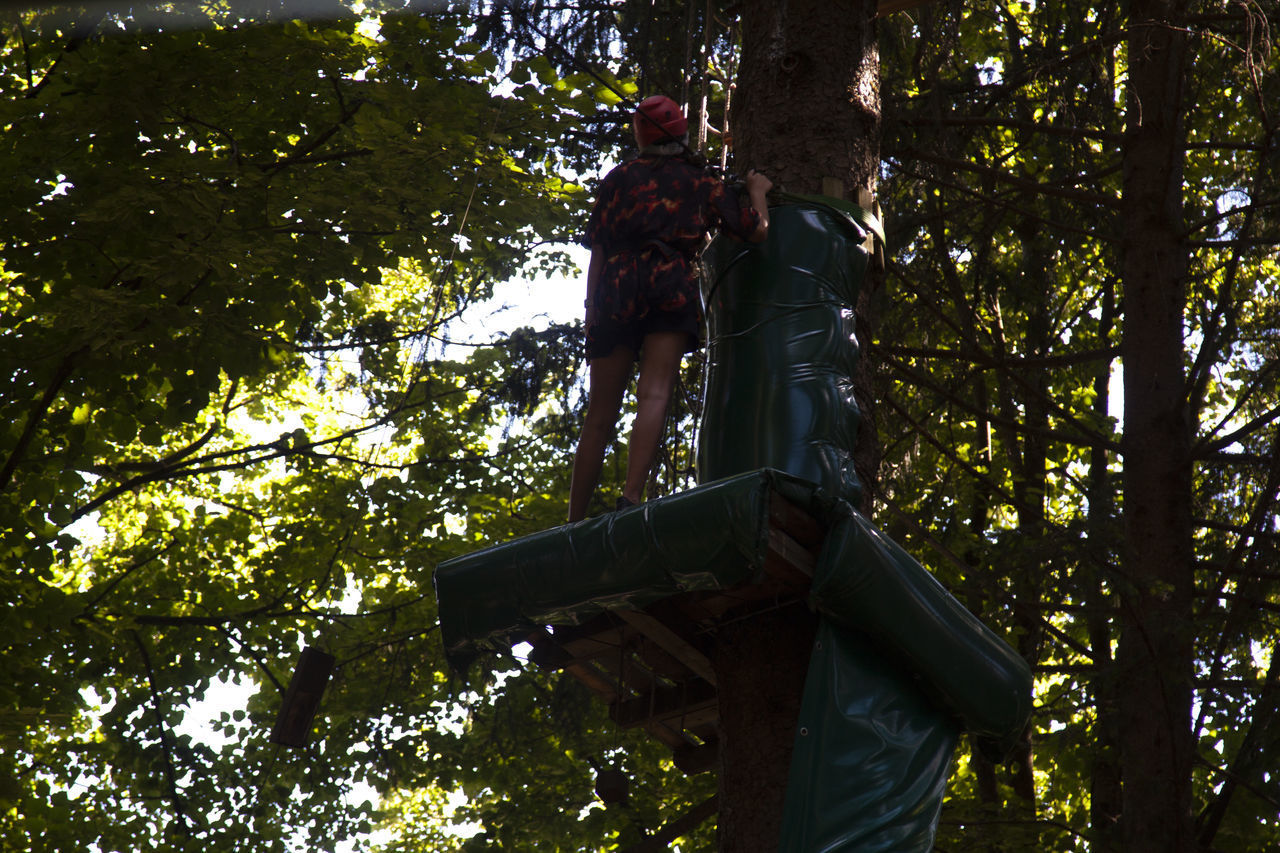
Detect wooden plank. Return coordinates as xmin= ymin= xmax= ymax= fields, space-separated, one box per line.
xmin=617 ymin=609 xmax=717 ymax=687
xmin=593 ymin=646 xmax=664 ymax=697
xmin=526 ymin=628 xmax=598 ymax=670
xmin=526 ymin=632 xmax=628 ymax=704
xmin=632 ymin=633 xmax=700 ymax=681
xmin=769 ymin=492 xmax=826 ymax=549
xmin=563 ymin=660 xmax=625 ymax=703
xmin=645 ymin=719 xmax=694 ymax=750
xmin=670 ymin=582 xmax=790 ymax=626
xmin=671 ymin=590 xmax=753 ymax=624
xmin=767 ymin=526 xmax=817 ymax=575
xmin=670 ymin=703 xmax=719 ymax=731
xmin=556 ymin=618 xmax=630 ymax=661
xmin=764 ymin=528 xmax=816 ymax=591
xmin=611 ymin=679 xmax=717 ymax=729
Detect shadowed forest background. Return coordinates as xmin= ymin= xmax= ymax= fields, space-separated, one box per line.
xmin=2 ymin=1 xmax=1279 ymax=851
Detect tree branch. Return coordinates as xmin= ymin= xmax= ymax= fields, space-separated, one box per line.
xmin=0 ymin=345 xmax=87 ymax=493
xmin=1196 ymin=403 xmax=1280 ymax=457
xmin=879 ymin=342 xmax=1121 ymax=370
xmin=886 ymin=160 xmax=1119 ymax=244
xmin=899 ymin=114 xmax=1124 ymax=145
xmin=78 ymin=541 xmax=179 ymax=619
xmin=130 ymin=629 xmax=192 ymax=837
xmin=875 ymin=496 xmax=1097 ymax=662
xmin=1196 ymin=649 xmax=1280 ymax=847
xmin=895 ymin=148 xmax=1121 ymax=209
xmin=884 ymin=353 xmax=1118 ymax=453
xmin=619 ymin=795 xmax=718 ymax=853
xmin=214 ymin=625 xmax=287 ymax=695
xmin=260 ymin=88 xmax=366 ymax=177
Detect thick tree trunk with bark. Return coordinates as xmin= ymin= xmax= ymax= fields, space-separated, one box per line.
xmin=734 ymin=0 xmax=880 ymax=200
xmin=710 ymin=606 xmax=816 ymax=851
xmin=1118 ymin=2 xmax=1196 ymax=851
xmin=714 ymin=3 xmax=880 ymax=850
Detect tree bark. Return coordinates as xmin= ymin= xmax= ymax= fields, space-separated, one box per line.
xmin=1087 ymin=282 xmax=1123 ymax=852
xmin=711 ymin=605 xmax=816 ymax=852
xmin=734 ymin=0 xmax=880 ymax=200
xmin=1117 ymin=2 xmax=1196 ymax=851
xmin=715 ymin=3 xmax=880 ymax=850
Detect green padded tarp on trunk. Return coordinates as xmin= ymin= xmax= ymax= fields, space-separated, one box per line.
xmin=700 ymin=198 xmax=875 ymax=508
xmin=779 ymin=506 xmax=1032 ymax=852
xmin=700 ymin=202 xmax=1030 ymax=850
xmin=782 ymin=621 xmax=959 ymax=853
xmin=432 ymin=201 xmax=1033 ymax=852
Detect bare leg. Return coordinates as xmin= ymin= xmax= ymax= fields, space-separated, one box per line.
xmin=621 ymin=331 xmax=686 ymax=505
xmin=567 ymin=346 xmax=635 ymax=522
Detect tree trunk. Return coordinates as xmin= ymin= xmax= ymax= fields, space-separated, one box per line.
xmin=1087 ymin=282 xmax=1123 ymax=852
xmin=1117 ymin=2 xmax=1196 ymax=851
xmin=715 ymin=2 xmax=880 ymax=849
xmin=711 ymin=605 xmax=817 ymax=852
xmin=734 ymin=0 xmax=880 ymax=200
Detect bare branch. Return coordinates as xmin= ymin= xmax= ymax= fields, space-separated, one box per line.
xmin=130 ymin=630 xmax=192 ymax=837
xmin=0 ymin=345 xmax=87 ymax=493
xmin=896 ymin=148 xmax=1120 ymax=210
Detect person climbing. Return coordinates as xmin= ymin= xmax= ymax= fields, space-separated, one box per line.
xmin=567 ymin=94 xmax=773 ymax=522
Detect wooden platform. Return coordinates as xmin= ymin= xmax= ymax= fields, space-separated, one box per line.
xmin=525 ymin=493 xmax=827 ymax=774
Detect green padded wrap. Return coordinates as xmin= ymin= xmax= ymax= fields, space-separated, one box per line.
xmin=699 ymin=202 xmax=870 ymax=507
xmin=775 ymin=505 xmax=1032 ymax=851
xmin=433 ymin=469 xmax=833 ymax=671
xmin=781 ymin=620 xmax=958 ymax=853
xmin=431 ymin=199 xmax=1033 ymax=852
xmin=773 ymin=191 xmax=886 ymax=246
xmin=808 ymin=509 xmax=1033 ymax=750
xmin=697 ymin=203 xmax=1029 ymax=850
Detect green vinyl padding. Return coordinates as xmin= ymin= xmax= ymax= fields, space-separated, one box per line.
xmin=780 ymin=619 xmax=959 ymax=853
xmin=433 ymin=199 xmax=1033 ymax=852
xmin=809 ymin=508 xmax=1033 ymax=750
xmin=433 ymin=468 xmax=832 ymax=671
xmin=699 ymin=202 xmax=871 ymax=507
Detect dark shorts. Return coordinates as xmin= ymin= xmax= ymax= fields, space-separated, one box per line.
xmin=586 ymin=303 xmax=700 ymax=361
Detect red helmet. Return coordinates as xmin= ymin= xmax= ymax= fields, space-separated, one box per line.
xmin=634 ymin=95 xmax=688 ymax=147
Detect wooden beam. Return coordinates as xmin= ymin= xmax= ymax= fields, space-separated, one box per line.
xmin=764 ymin=527 xmax=817 ymax=589
xmin=617 ymin=608 xmax=717 ymax=686
xmin=593 ymin=646 xmax=665 ymax=697
xmin=612 ymin=679 xmax=717 ymax=730
xmin=644 ymin=719 xmax=695 ymax=750
xmin=769 ymin=492 xmax=826 ymax=549
xmin=563 ymin=660 xmax=625 ymax=703
xmin=528 ymin=632 xmax=627 ymax=702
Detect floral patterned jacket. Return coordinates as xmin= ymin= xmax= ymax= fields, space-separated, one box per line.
xmin=583 ymin=154 xmax=761 ymax=332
